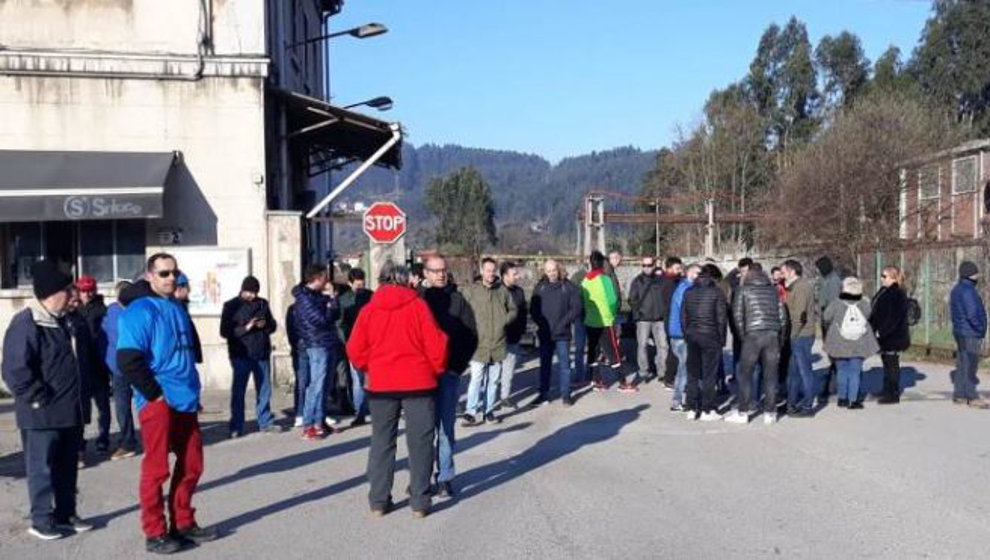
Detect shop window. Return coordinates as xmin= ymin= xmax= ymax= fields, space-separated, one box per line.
xmin=116 ymin=220 xmax=147 ymax=281
xmin=6 ymin=223 xmax=41 ymax=288
xmin=80 ymin=221 xmax=114 ymax=283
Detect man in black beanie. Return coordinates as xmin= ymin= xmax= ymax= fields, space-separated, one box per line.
xmin=220 ymin=275 xmax=280 ymax=437
xmin=950 ymin=261 xmax=988 ymax=408
xmin=2 ymin=261 xmax=94 ymax=539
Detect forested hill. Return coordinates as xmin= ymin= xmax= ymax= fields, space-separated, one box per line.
xmin=338 ymin=143 xmax=656 ymax=240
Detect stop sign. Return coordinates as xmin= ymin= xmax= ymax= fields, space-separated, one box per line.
xmin=362 ymin=201 xmax=407 ymax=244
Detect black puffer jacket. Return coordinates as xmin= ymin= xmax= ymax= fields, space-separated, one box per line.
xmin=681 ymin=276 xmax=728 ymax=346
xmin=732 ymin=270 xmax=788 ymax=338
xmin=504 ymin=284 xmax=528 ymax=345
xmin=421 ymin=283 xmax=478 ymax=375
xmin=870 ymin=284 xmax=911 ymax=352
xmin=628 ymin=273 xmax=666 ymax=322
xmin=531 ymin=278 xmax=582 ymax=341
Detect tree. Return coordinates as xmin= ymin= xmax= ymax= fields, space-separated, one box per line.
xmin=815 ymin=31 xmax=870 ymax=110
xmin=872 ymin=46 xmax=915 ymax=95
xmin=424 ymin=166 xmax=497 ymax=257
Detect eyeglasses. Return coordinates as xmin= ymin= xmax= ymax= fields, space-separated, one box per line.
xmin=426 ymin=268 xmax=446 ymax=274
xmin=156 ymin=269 xmax=179 ymax=279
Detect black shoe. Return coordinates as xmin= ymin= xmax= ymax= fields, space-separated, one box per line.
xmin=848 ymin=401 xmax=864 ymax=410
xmin=55 ymin=516 xmax=94 ymax=533
xmin=146 ymin=535 xmax=185 ymax=554
xmin=484 ymin=412 xmax=501 ymax=424
xmin=460 ymin=414 xmax=482 ymax=428
xmin=877 ymin=395 xmax=900 ymax=405
xmin=529 ymin=395 xmax=548 ymax=408
xmin=173 ymin=524 xmax=218 ymax=544
xmin=349 ymin=416 xmax=368 ymax=428
xmin=789 ymin=409 xmax=813 ymax=418
xmin=28 ymin=525 xmax=67 ymax=541
xmin=562 ymin=397 xmax=574 ymax=408
xmin=501 ymin=398 xmax=518 ymax=411
xmin=837 ymin=399 xmax=849 ymax=408
xmin=436 ymin=481 xmax=455 ymax=498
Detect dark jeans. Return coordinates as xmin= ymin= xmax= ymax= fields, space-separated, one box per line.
xmin=83 ymin=376 xmax=112 ymax=451
xmin=538 ymin=338 xmax=572 ymax=400
xmin=229 ymin=358 xmax=275 ymax=432
xmin=880 ymin=352 xmax=902 ymax=398
xmin=112 ymin=375 xmax=138 ymax=451
xmin=953 ymin=336 xmax=983 ymax=400
xmin=664 ymin=335 xmax=678 ymax=385
xmin=736 ymin=331 xmax=780 ymax=414
xmin=368 ymin=394 xmax=436 ymax=512
xmin=434 ymin=372 xmax=459 ymax=483
xmin=293 ymin=351 xmax=309 ymax=417
xmin=685 ymin=338 xmax=722 ymax=413
xmin=22 ymin=427 xmax=80 ymax=529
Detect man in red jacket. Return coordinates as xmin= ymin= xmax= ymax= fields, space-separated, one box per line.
xmin=347 ymin=263 xmax=448 ymax=518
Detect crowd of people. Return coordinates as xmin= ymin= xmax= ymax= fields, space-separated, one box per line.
xmin=3 ymin=248 xmax=987 ymax=553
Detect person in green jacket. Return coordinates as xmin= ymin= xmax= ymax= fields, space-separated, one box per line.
xmin=461 ymin=258 xmax=517 ymax=426
xmin=582 ymin=251 xmax=632 ymax=392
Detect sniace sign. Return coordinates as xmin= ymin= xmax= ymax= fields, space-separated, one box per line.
xmin=362 ymin=201 xmax=407 ymax=244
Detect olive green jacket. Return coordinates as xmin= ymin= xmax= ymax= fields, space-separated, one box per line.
xmin=462 ymin=281 xmax=518 ymax=363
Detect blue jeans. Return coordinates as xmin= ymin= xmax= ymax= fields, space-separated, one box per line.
xmin=500 ymin=343 xmax=523 ymax=402
xmin=671 ymin=338 xmax=688 ymax=405
xmin=303 ymin=347 xmax=332 ymax=427
xmin=953 ymin=336 xmax=982 ymax=400
xmin=435 ymin=372 xmax=459 ymax=483
xmin=112 ymin=375 xmax=138 ymax=451
xmin=350 ymin=364 xmax=369 ymax=419
xmin=835 ymin=357 xmax=863 ymax=402
xmin=787 ymin=336 xmax=816 ymax=412
xmin=466 ymin=361 xmax=501 ymax=416
xmin=573 ymin=322 xmax=587 ymax=383
xmin=293 ymin=351 xmax=309 ymax=418
xmin=538 ymin=338 xmax=572 ymax=400
xmin=229 ymin=358 xmax=275 ymax=432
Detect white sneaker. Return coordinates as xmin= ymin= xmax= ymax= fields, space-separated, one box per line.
xmin=724 ymin=411 xmax=748 ymax=424
xmin=325 ymin=416 xmax=339 ymax=426
xmin=684 ymin=409 xmax=697 ymax=421
xmin=293 ymin=417 xmax=303 ymax=428
xmin=763 ymin=412 xmax=777 ymax=425
xmin=699 ymin=411 xmax=722 ymax=422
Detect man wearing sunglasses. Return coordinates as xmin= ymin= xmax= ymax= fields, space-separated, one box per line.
xmin=628 ymin=257 xmax=666 ymax=388
xmin=117 ymin=253 xmax=215 ymax=554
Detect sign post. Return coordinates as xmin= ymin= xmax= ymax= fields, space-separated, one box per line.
xmin=363 ymin=202 xmax=407 ymax=289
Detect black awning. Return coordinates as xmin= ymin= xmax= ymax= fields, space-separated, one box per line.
xmin=274 ymin=88 xmax=402 ymax=170
xmin=0 ymin=150 xmax=176 ymax=222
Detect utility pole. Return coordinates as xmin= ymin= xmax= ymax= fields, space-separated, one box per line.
xmin=704 ymin=197 xmax=715 ymax=258
xmin=654 ymin=198 xmax=660 ymax=256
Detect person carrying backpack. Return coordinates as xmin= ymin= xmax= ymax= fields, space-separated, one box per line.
xmin=823 ymin=276 xmax=879 ymax=410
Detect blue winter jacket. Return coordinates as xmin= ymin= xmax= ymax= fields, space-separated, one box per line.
xmin=950 ymin=278 xmax=988 ymax=339
xmin=291 ymin=284 xmax=341 ymax=350
xmin=116 ymin=281 xmax=201 ymax=413
xmin=102 ymin=302 xmax=124 ymax=377
xmin=666 ymin=278 xmax=693 ymax=339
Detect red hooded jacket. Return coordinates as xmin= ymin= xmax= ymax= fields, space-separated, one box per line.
xmin=346 ymin=285 xmax=449 ymax=394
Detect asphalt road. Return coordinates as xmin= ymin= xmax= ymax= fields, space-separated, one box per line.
xmin=2 ymin=353 xmax=990 ymax=559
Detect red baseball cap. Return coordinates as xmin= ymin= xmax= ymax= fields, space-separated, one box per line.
xmin=76 ymin=275 xmax=97 ymax=292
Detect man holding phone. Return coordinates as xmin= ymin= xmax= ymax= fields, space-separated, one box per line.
xmin=221 ymin=276 xmax=280 ymax=438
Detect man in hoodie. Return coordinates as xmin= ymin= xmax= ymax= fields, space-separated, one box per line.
xmin=498 ymin=261 xmax=528 ymax=410
xmin=291 ymin=265 xmax=340 ymax=441
xmin=422 ymin=255 xmax=477 ymax=497
xmin=783 ymin=260 xmax=819 ymax=418
xmin=2 ymin=260 xmax=95 ymax=541
xmin=102 ymin=280 xmax=139 ymax=460
xmin=628 ymin=256 xmax=667 ymax=385
xmin=668 ymin=264 xmax=699 ymax=411
xmin=582 ymin=251 xmax=629 ymax=392
xmin=950 ymin=261 xmax=989 ymax=408
xmin=75 ymin=275 xmax=112 ymax=457
xmin=815 ymin=256 xmax=843 ymax=405
xmin=681 ymin=267 xmax=728 ymax=421
xmin=220 ymin=275 xmax=279 ymax=438
xmin=726 ymin=265 xmax=788 ymax=425
xmin=117 ymin=253 xmax=216 ymax=554
xmin=462 ymin=258 xmax=517 ymax=426
xmin=531 ymin=259 xmax=582 ymax=406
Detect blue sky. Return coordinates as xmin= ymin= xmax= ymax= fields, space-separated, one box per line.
xmin=329 ymin=1 xmax=933 ymax=162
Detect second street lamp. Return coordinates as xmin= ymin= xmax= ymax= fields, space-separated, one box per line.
xmin=287 ymin=22 xmax=388 ymax=49
xmin=343 ymin=96 xmax=393 ymax=111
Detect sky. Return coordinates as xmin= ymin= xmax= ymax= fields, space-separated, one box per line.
xmin=329 ymin=0 xmax=934 ymax=162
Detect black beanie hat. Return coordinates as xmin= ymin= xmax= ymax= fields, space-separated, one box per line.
xmin=959 ymin=261 xmax=979 ymax=279
xmin=241 ymin=275 xmax=261 ymax=293
xmin=31 ymin=260 xmax=72 ymax=300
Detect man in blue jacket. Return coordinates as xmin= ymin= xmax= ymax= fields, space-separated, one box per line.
xmin=2 ymin=260 xmax=95 ymax=540
xmin=668 ymin=264 xmax=700 ymax=411
xmin=950 ymin=261 xmax=988 ymax=408
xmin=117 ymin=253 xmax=216 ymax=554
xmin=291 ymin=264 xmax=340 ymax=440
xmin=102 ymin=280 xmax=139 ymax=460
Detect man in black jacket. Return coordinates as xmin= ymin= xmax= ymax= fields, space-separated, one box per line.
xmin=659 ymin=257 xmax=683 ymax=387
xmin=220 ymin=276 xmax=280 ymax=438
xmin=340 ymin=267 xmax=373 ymax=426
xmin=74 ymin=275 xmax=112 ymax=457
xmin=2 ymin=261 xmax=94 ymax=540
xmin=498 ymin=261 xmax=528 ymax=409
xmin=727 ymin=265 xmax=788 ymax=425
xmin=531 ymin=259 xmax=582 ymax=406
xmin=628 ymin=256 xmax=667 ymax=385
xmin=681 ymin=268 xmax=728 ymax=421
xmin=422 ymin=255 xmax=478 ymax=498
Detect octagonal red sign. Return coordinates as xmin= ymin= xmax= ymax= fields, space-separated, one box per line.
xmin=362 ymin=201 xmax=407 ymax=244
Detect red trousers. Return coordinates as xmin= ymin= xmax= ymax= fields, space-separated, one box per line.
xmin=137 ymin=400 xmax=204 ymax=538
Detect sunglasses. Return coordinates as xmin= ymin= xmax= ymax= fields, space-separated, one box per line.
xmin=155 ymin=269 xmax=179 ymax=279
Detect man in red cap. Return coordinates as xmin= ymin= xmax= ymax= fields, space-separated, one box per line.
xmin=74 ymin=275 xmax=112 ymax=463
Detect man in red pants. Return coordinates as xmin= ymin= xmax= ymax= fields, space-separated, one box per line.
xmin=118 ymin=253 xmax=217 ymax=554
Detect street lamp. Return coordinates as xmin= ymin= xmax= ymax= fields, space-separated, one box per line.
xmin=287 ymin=22 xmax=388 ymax=49
xmin=343 ymin=96 xmax=393 ymax=111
